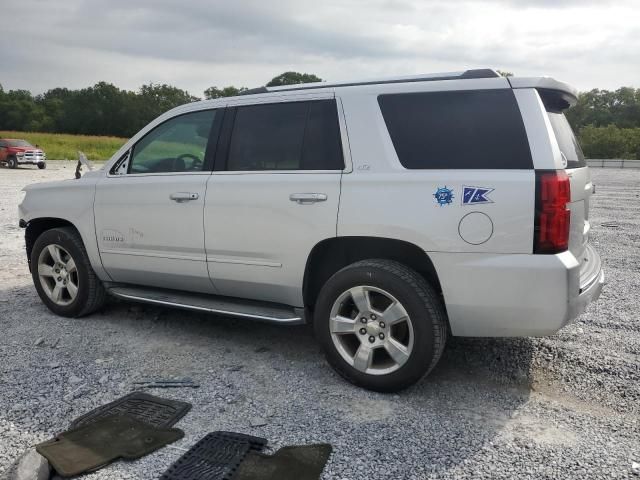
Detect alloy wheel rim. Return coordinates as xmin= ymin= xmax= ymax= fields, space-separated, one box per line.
xmin=329 ymin=285 xmax=414 ymax=375
xmin=37 ymin=244 xmax=79 ymax=306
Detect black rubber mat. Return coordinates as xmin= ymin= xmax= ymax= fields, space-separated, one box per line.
xmin=159 ymin=431 xmax=267 ymax=480
xmin=36 ymin=414 xmax=184 ymax=477
xmin=69 ymin=392 xmax=191 ymax=429
xmin=235 ymin=444 xmax=332 ymax=480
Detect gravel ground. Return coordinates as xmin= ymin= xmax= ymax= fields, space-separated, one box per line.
xmin=1 ymin=162 xmax=638 ymax=479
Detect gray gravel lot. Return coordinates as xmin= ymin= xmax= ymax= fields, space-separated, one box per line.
xmin=1 ymin=162 xmax=638 ymax=479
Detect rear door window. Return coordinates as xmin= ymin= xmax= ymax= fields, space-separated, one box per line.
xmin=226 ymin=99 xmax=344 ymax=171
xmin=378 ymin=89 xmax=533 ymax=169
xmin=546 ymin=111 xmax=586 ymax=169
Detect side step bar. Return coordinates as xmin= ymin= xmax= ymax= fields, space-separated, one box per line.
xmin=106 ymin=285 xmax=305 ymax=325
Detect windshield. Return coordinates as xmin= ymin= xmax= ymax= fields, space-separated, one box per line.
xmin=546 ymin=112 xmax=586 ymax=169
xmin=7 ymin=140 xmax=33 ymax=148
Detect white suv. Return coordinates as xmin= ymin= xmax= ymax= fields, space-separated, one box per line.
xmin=18 ymin=69 xmax=604 ymax=391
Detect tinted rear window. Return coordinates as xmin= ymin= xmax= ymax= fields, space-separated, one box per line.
xmin=378 ymin=89 xmax=533 ymax=169
xmin=227 ymin=100 xmax=344 ymax=171
xmin=546 ymin=111 xmax=586 ymax=169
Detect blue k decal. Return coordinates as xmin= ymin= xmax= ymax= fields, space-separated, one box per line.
xmin=462 ymin=186 xmax=494 ymax=205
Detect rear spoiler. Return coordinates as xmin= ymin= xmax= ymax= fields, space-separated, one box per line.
xmin=508 ymin=77 xmax=578 ymax=110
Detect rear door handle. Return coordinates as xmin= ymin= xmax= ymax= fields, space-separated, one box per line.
xmin=289 ymin=193 xmax=327 ymax=204
xmin=170 ymin=192 xmax=199 ymax=202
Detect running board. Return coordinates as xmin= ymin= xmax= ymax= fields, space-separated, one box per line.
xmin=106 ymin=285 xmax=305 ymax=325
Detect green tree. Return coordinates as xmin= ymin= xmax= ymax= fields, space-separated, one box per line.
xmin=0 ymin=89 xmax=46 ymax=131
xmin=130 ymin=83 xmax=199 ymax=135
xmin=57 ymin=82 xmax=132 ymax=136
xmin=204 ymin=86 xmax=247 ymax=99
xmin=496 ymin=70 xmax=514 ymax=77
xmin=138 ymin=83 xmax=198 ymax=111
xmin=37 ymin=88 xmax=75 ymax=132
xmin=566 ymin=87 xmax=640 ymax=130
xmin=266 ymin=72 xmax=322 ymax=87
xmin=578 ymin=125 xmax=640 ymax=159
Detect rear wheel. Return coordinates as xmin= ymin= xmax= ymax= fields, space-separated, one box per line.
xmin=31 ymin=227 xmax=106 ymax=317
xmin=7 ymin=156 xmax=17 ymax=169
xmin=314 ymin=259 xmax=447 ymax=392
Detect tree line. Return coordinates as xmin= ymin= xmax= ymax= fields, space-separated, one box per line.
xmin=566 ymin=88 xmax=640 ymax=159
xmin=0 ymin=71 xmax=639 ymax=158
xmin=0 ymin=72 xmax=320 ymax=138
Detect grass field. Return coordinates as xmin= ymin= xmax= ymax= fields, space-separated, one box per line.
xmin=0 ymin=131 xmax=127 ymax=161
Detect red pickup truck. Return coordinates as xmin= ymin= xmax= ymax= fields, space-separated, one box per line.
xmin=0 ymin=139 xmax=47 ymax=169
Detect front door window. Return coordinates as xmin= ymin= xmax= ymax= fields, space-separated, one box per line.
xmin=128 ymin=110 xmax=216 ymax=174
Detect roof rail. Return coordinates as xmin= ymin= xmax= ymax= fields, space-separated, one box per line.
xmin=259 ymin=68 xmax=500 ymax=94
xmin=239 ymin=86 xmax=269 ymax=96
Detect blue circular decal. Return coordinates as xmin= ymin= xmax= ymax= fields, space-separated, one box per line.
xmin=433 ymin=186 xmax=454 ymax=206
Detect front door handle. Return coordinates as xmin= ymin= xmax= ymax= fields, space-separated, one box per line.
xmin=289 ymin=193 xmax=327 ymax=204
xmin=170 ymin=192 xmax=199 ymax=202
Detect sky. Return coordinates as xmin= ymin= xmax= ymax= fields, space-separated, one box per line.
xmin=1 ymin=0 xmax=639 ymax=97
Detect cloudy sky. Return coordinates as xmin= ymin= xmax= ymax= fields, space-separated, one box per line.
xmin=2 ymin=0 xmax=638 ymax=97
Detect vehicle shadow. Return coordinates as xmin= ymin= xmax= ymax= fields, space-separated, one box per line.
xmin=0 ymin=286 xmax=536 ymax=477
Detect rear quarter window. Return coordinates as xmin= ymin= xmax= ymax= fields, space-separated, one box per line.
xmin=378 ymin=89 xmax=533 ymax=169
xmin=546 ymin=111 xmax=586 ymax=169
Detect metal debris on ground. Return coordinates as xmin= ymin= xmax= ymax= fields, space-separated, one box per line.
xmin=249 ymin=417 xmax=268 ymax=428
xmin=133 ymin=378 xmax=200 ymax=389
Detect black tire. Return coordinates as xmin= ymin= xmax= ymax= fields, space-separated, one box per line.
xmin=37 ymin=162 xmax=46 ymax=169
xmin=314 ymin=259 xmax=447 ymax=392
xmin=31 ymin=227 xmax=107 ymax=317
xmin=7 ymin=156 xmax=17 ymax=169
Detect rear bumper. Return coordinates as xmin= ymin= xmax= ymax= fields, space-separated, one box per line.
xmin=568 ymin=268 xmax=604 ymax=321
xmin=568 ymin=243 xmax=604 ymax=320
xmin=429 ymin=246 xmax=604 ymax=337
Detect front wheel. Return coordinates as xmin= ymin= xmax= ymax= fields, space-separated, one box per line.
xmin=7 ymin=156 xmax=17 ymax=169
xmin=37 ymin=162 xmax=46 ymax=169
xmin=314 ymin=259 xmax=447 ymax=392
xmin=31 ymin=227 xmax=106 ymax=317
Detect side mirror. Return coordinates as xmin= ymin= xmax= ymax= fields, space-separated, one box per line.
xmin=75 ymin=151 xmax=94 ymax=179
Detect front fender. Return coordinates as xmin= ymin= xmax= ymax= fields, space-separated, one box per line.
xmin=19 ymin=176 xmax=111 ymax=281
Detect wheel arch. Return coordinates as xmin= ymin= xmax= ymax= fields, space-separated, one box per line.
xmin=303 ymin=236 xmax=443 ymax=310
xmin=24 ymin=218 xmax=79 ymax=271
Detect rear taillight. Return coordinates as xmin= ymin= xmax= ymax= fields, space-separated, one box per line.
xmin=534 ymin=170 xmax=571 ymax=254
